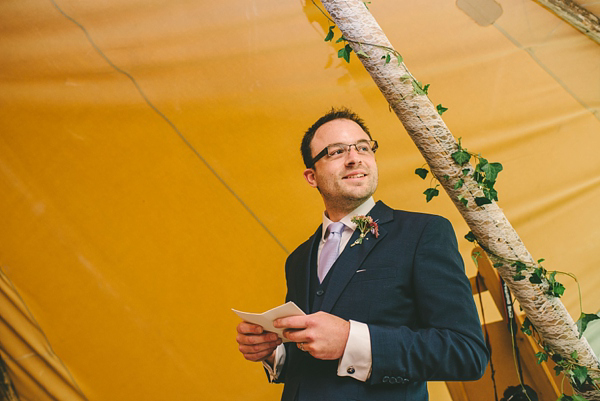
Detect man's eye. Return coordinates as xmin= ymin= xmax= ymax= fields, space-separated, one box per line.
xmin=329 ymin=148 xmax=345 ymax=156
xmin=357 ymin=145 xmax=370 ymax=152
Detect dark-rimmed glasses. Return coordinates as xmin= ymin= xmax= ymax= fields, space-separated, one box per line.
xmin=310 ymin=140 xmax=378 ymax=167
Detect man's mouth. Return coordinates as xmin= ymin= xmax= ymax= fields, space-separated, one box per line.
xmin=343 ymin=173 xmax=367 ymax=180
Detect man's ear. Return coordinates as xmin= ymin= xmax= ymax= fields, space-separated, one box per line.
xmin=303 ymin=168 xmax=318 ymax=188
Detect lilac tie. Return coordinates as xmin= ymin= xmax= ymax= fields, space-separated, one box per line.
xmin=318 ymin=222 xmax=345 ymax=283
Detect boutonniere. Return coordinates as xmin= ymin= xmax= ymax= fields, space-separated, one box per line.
xmin=350 ymin=215 xmax=379 ymax=247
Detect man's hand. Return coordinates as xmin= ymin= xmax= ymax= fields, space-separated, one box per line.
xmin=236 ymin=321 xmax=282 ymax=364
xmin=274 ymin=311 xmax=350 ymax=360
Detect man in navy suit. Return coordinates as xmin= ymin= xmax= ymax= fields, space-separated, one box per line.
xmin=236 ymin=108 xmax=488 ymax=400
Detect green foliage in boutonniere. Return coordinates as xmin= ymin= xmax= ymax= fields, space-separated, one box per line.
xmin=350 ymin=215 xmax=379 ymax=247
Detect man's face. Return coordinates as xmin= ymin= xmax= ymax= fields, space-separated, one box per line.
xmin=303 ymin=119 xmax=378 ymax=212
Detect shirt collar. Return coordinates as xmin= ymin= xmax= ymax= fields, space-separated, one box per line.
xmin=321 ymin=197 xmax=376 ymax=241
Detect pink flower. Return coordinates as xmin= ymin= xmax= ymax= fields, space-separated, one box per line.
xmin=350 ymin=215 xmax=379 ymax=246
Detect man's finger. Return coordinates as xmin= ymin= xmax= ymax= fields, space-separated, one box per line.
xmin=236 ymin=331 xmax=279 ymax=345
xmin=283 ymin=328 xmax=308 ymax=342
xmin=241 ymin=346 xmax=277 ymax=362
xmin=239 ymin=339 xmax=281 ymax=355
xmin=237 ymin=321 xmax=264 ymax=334
xmin=274 ymin=315 xmax=309 ymax=329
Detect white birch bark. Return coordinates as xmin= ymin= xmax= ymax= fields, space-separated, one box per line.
xmin=319 ymin=0 xmax=600 ymax=398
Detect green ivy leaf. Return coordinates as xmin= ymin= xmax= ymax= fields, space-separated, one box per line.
xmin=537 ymin=258 xmax=545 ymax=264
xmin=335 ymin=36 xmax=345 ymax=43
xmin=571 ymin=395 xmax=589 ymax=401
xmin=451 ymin=150 xmax=471 ymax=165
xmin=423 ymin=187 xmax=439 ymax=202
xmin=338 ymin=44 xmax=353 ymax=63
xmin=483 ymin=188 xmax=498 ymax=202
xmin=462 ymin=168 xmax=470 ymax=176
xmin=472 ymin=251 xmax=481 ymax=267
xmin=453 ymin=178 xmax=464 ymax=189
xmin=572 ymin=365 xmax=588 ymax=387
xmin=513 ymin=274 xmax=526 ymax=281
xmin=482 ymin=162 xmax=503 ymax=183
xmin=411 ymin=80 xmax=429 ymax=95
xmin=325 ymin=26 xmax=335 ymax=42
xmin=457 ymin=195 xmax=468 ymax=207
xmin=443 ymin=174 xmax=450 ymax=181
xmin=464 ymin=231 xmax=476 ymax=242
xmin=493 ymin=262 xmax=503 ymax=268
xmin=483 ymin=179 xmax=496 ymax=189
xmin=415 ymin=168 xmax=428 ymax=179
xmin=521 ymin=318 xmax=533 ymax=335
xmin=535 ymin=351 xmax=548 ymax=364
xmin=553 ymin=365 xmax=564 ymax=376
xmin=396 ymin=54 xmax=403 ymax=65
xmin=436 ymin=104 xmax=448 ymax=116
xmin=384 ymin=53 xmax=391 ymax=64
xmin=546 ymin=272 xmax=564 ymax=297
xmin=529 ymin=274 xmax=543 ymax=284
xmin=476 ymin=157 xmax=488 ymax=172
xmin=512 ymin=261 xmax=527 ymax=272
xmin=356 ymin=49 xmax=369 ymax=58
xmin=576 ymin=313 xmax=600 ymax=338
xmin=529 ymin=267 xmax=545 ymax=284
xmin=571 ymin=350 xmax=578 ymax=360
xmin=475 ymin=197 xmax=492 ymax=206
xmin=548 ymin=281 xmax=565 ymax=298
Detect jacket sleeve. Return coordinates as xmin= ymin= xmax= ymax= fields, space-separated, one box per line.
xmin=270 ymin=243 xmax=310 ymax=384
xmin=368 ymin=216 xmax=489 ymax=384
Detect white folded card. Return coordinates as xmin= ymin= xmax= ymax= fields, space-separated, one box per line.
xmin=232 ymin=301 xmax=306 ymax=343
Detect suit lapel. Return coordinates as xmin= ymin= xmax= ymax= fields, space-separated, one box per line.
xmin=294 ymin=226 xmax=322 ymax=313
xmin=320 ymin=201 xmax=394 ymax=312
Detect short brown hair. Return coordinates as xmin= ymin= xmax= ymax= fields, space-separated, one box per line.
xmin=301 ymin=107 xmax=372 ymax=168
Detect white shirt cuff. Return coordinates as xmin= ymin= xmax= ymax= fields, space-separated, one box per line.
xmin=337 ymin=320 xmax=372 ymax=381
xmin=262 ymin=343 xmax=286 ymax=382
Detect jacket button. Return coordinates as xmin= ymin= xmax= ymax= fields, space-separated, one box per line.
xmin=316 ymin=290 xmax=324 ymax=296
xmin=382 ymin=376 xmax=389 ymax=383
xmin=347 ymin=366 xmax=355 ymax=374
xmin=389 ymin=377 xmax=397 ymax=384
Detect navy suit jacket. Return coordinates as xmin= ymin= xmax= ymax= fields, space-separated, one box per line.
xmin=276 ymin=201 xmax=488 ymax=401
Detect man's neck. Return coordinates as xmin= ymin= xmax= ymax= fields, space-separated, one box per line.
xmin=325 ymin=207 xmax=358 ymax=222
xmin=324 ymin=197 xmax=373 ymax=222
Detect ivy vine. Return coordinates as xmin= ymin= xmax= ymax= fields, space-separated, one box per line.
xmin=522 ymin=314 xmax=600 ymax=398
xmin=442 ymin=155 xmax=600 ymax=400
xmin=311 ymin=2 xmax=600 ymax=399
xmin=311 ymin=0 xmax=448 ymax=116
xmin=415 ymin=137 xmax=503 ymax=206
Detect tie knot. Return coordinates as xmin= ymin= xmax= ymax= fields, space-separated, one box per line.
xmin=327 ymin=222 xmax=345 ymax=236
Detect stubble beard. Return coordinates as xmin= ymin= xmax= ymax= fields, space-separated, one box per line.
xmin=324 ymin=173 xmax=378 ymax=214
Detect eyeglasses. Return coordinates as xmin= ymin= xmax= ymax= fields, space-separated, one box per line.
xmin=311 ymin=139 xmax=378 ymax=167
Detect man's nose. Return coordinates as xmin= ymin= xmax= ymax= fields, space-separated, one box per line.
xmin=344 ymin=145 xmax=362 ymax=164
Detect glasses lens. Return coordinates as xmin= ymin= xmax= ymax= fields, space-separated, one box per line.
xmin=355 ymin=140 xmax=373 ymax=154
xmin=327 ymin=144 xmax=347 ymax=158
xmin=320 ymin=140 xmax=377 ymax=163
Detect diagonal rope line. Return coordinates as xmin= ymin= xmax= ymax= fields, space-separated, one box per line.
xmin=49 ymin=0 xmax=289 ymax=254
